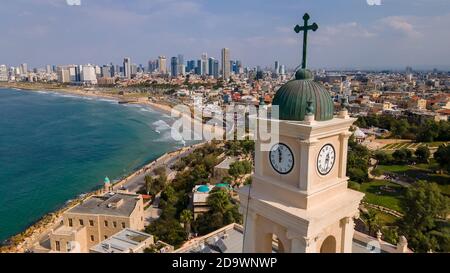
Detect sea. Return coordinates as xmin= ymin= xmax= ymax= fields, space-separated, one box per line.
xmin=0 ymin=88 xmax=192 ymax=242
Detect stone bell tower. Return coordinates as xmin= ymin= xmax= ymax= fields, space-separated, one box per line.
xmin=238 ymin=13 xmax=364 ymax=253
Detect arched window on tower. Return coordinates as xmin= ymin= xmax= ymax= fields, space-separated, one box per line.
xmin=320 ymin=236 xmax=337 ymax=253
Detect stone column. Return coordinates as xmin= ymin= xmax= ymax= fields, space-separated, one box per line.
xmin=298 ymin=138 xmax=319 ymax=191
xmin=287 ymin=231 xmax=318 ymax=253
xmin=338 ymin=132 xmax=352 ymax=179
xmin=340 ymin=216 xmax=355 ymax=253
xmin=243 ymin=212 xmax=258 ymax=253
xmin=287 ymin=231 xmax=305 ymax=253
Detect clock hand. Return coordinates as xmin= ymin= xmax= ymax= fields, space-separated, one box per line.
xmin=278 ymin=148 xmax=282 ymax=163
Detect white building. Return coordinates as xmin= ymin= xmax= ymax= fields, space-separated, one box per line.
xmin=81 ymin=64 xmax=97 ymax=85
xmin=158 ymin=56 xmax=167 ymax=75
xmin=0 ymin=65 xmax=8 ymax=82
xmin=57 ymin=67 xmax=71 ymax=83
xmin=89 ymin=229 xmax=154 ymax=253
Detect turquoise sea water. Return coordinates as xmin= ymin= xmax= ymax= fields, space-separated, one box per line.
xmin=0 ymin=88 xmax=189 ymax=242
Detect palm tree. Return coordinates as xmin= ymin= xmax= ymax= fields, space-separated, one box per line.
xmin=207 ymin=189 xmax=232 ymax=215
xmin=144 ymin=175 xmax=154 ymax=195
xmin=361 ymin=210 xmax=380 ymax=236
xmin=180 ymin=210 xmax=193 ymax=234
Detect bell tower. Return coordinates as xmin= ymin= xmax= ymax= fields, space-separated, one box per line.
xmin=238 ymin=13 xmax=364 ymax=253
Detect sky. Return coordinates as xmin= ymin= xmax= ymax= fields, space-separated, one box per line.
xmin=1 ymin=0 xmax=450 ymax=70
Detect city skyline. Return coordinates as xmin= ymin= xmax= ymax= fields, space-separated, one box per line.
xmin=0 ymin=0 xmax=449 ymax=70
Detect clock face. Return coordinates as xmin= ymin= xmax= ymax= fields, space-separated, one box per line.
xmin=269 ymin=143 xmax=294 ymax=174
xmin=317 ymin=144 xmax=336 ymax=175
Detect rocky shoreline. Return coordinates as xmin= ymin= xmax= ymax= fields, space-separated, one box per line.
xmin=0 ymin=83 xmax=221 ymax=253
xmin=0 ymin=142 xmax=205 ymax=253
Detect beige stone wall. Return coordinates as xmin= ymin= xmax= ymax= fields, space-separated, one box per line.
xmin=49 ymin=227 xmax=88 ymax=253
xmin=56 ymin=196 xmax=145 ymax=251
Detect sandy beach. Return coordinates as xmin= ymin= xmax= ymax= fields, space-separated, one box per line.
xmin=0 ymin=82 xmax=225 ymax=137
xmin=0 ymin=82 xmax=225 ymax=253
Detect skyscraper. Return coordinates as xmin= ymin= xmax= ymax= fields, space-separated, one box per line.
xmin=20 ymin=63 xmax=28 ymax=75
xmin=177 ymin=54 xmax=185 ymax=76
xmin=148 ymin=60 xmax=158 ymax=73
xmin=196 ymin=60 xmax=202 ymax=75
xmin=201 ymin=53 xmax=208 ymax=76
xmin=81 ymin=64 xmax=97 ymax=85
xmin=158 ymin=56 xmax=167 ymax=74
xmin=177 ymin=54 xmax=184 ymax=66
xmin=275 ymin=61 xmax=280 ymax=75
xmin=221 ymin=48 xmax=230 ymax=80
xmin=208 ymin=57 xmax=215 ymax=76
xmin=186 ymin=60 xmax=196 ymax=74
xmin=0 ymin=65 xmax=8 ymax=82
xmin=101 ymin=65 xmax=112 ymax=78
xmin=123 ymin=57 xmax=131 ymax=79
xmin=213 ymin=59 xmax=219 ymax=79
xmin=280 ymin=65 xmax=286 ymax=75
xmin=171 ymin=57 xmax=178 ymax=77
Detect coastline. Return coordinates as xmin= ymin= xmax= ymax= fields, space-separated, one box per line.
xmin=0 ymin=83 xmax=222 ymax=253
xmin=0 ymin=82 xmax=225 ymax=136
xmin=0 ymin=142 xmax=206 ymax=253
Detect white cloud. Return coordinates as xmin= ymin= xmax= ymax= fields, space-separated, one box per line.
xmin=378 ymin=16 xmax=421 ymax=38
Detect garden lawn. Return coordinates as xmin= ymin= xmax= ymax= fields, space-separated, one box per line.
xmin=360 ymin=180 xmax=405 ymax=213
xmin=376 ymin=163 xmax=450 ymax=196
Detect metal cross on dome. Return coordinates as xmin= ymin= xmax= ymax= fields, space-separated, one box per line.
xmin=294 ymin=13 xmax=319 ymax=70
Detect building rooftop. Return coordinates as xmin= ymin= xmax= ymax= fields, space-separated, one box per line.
xmin=193 ymin=184 xmax=215 ymax=204
xmin=175 ymin=224 xmax=244 ymax=253
xmin=67 ymin=192 xmax=141 ymax=217
xmin=90 ymin=228 xmax=153 ymax=253
xmin=175 ymin=224 xmax=411 ymax=253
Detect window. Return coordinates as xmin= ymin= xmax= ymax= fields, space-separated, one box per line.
xmin=113 ymin=221 xmax=117 ymax=228
xmin=55 ymin=241 xmax=60 ymax=251
xmin=89 ymin=220 xmax=94 ymax=226
xmin=104 ymin=220 xmax=108 ymax=227
xmin=104 ymin=236 xmax=108 ymax=240
xmin=68 ymin=218 xmax=73 ymax=227
xmin=79 ymin=219 xmax=84 ymax=226
xmin=121 ymin=222 xmax=126 ymax=229
xmin=90 ymin=235 xmax=95 ymax=242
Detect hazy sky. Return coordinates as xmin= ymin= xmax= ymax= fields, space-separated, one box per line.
xmin=1 ymin=0 xmax=449 ymax=70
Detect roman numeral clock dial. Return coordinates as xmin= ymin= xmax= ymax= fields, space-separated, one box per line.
xmin=317 ymin=144 xmax=336 ymax=175
xmin=269 ymin=143 xmax=294 ymax=175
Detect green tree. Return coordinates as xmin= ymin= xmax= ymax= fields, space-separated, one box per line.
xmin=392 ymin=148 xmax=412 ymax=164
xmin=146 ymin=218 xmax=187 ymax=248
xmin=434 ymin=145 xmax=450 ymax=173
xmin=374 ymin=151 xmax=393 ymax=165
xmin=391 ymin=119 xmax=410 ymax=139
xmin=415 ymin=146 xmax=431 ymax=163
xmin=347 ymin=137 xmax=370 ymax=183
xmin=401 ymin=181 xmax=449 ymax=252
xmin=193 ymin=188 xmax=242 ymax=235
xmin=144 ymin=175 xmax=154 ymax=195
xmin=228 ymin=161 xmax=252 ymax=182
xmin=180 ymin=210 xmax=193 ymax=234
xmin=361 ymin=210 xmax=380 ymax=236
xmin=416 ymin=120 xmax=440 ymax=143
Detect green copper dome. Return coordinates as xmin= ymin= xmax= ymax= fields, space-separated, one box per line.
xmin=104 ymin=177 xmax=111 ymax=184
xmin=272 ymin=69 xmax=334 ymax=121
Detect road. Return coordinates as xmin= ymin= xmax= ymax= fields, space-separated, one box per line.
xmin=116 ymin=145 xmax=200 ymax=193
